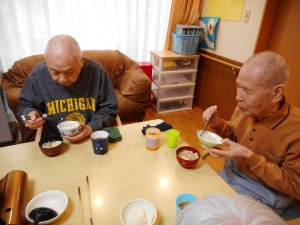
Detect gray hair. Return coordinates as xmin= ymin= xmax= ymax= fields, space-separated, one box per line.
xmin=245 ymin=51 xmax=289 ymax=88
xmin=174 ymin=193 xmax=285 ymax=225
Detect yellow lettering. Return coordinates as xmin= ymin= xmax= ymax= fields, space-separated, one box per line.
xmin=78 ymin=98 xmax=86 ymax=110
xmin=74 ymin=98 xmax=79 ymax=110
xmin=91 ymin=98 xmax=95 ymax=111
xmin=86 ymin=97 xmax=92 ymax=110
xmin=47 ymin=97 xmax=96 ymax=115
xmin=46 ymin=102 xmax=56 ymax=115
xmin=80 ymin=98 xmax=84 ymax=110
xmin=66 ymin=98 xmax=74 ymax=112
xmin=55 ymin=100 xmax=60 ymax=113
xmin=60 ymin=100 xmax=66 ymax=112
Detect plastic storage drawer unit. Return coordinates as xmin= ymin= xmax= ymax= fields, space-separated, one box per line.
xmin=150 ymin=51 xmax=199 ymax=114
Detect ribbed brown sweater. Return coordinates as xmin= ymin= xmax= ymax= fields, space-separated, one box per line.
xmin=215 ymin=99 xmax=300 ymax=200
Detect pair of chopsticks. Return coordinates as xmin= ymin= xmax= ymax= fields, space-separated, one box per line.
xmin=200 ymin=105 xmax=217 ymax=136
xmin=21 ymin=114 xmax=64 ymax=122
xmin=78 ymin=176 xmax=93 ymax=225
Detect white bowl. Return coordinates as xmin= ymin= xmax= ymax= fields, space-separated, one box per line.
xmin=25 ymin=190 xmax=68 ymax=224
xmin=120 ymin=199 xmax=157 ymax=225
xmin=57 ymin=121 xmax=82 ymax=137
xmin=197 ymin=130 xmax=223 ymax=148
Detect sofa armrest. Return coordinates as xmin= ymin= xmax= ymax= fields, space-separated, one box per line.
xmin=120 ymin=68 xmax=151 ymax=99
xmin=116 ymin=67 xmax=151 ymax=122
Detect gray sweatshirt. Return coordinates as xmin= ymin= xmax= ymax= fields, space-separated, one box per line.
xmin=17 ymin=58 xmax=118 ymax=136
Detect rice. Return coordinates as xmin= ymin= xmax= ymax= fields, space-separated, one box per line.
xmin=63 ymin=123 xmax=78 ymax=130
xmin=178 ymin=150 xmax=199 ymax=161
xmin=202 ymin=133 xmax=217 ymax=142
xmin=126 ymin=209 xmax=154 ymax=225
xmin=58 ymin=121 xmax=79 ymax=130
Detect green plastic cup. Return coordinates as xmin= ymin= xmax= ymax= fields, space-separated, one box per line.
xmin=166 ymin=129 xmax=180 ymax=148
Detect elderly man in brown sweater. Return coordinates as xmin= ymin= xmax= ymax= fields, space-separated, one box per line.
xmin=202 ymin=51 xmax=300 ymax=215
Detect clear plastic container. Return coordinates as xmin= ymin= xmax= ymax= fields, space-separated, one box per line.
xmin=152 ymin=82 xmax=195 ymax=99
xmin=151 ymin=95 xmax=193 ymax=113
xmin=151 ymin=51 xmax=199 ymax=71
xmin=152 ymin=68 xmax=197 ymax=86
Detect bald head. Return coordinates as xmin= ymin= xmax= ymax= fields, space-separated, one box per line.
xmin=44 ymin=35 xmax=84 ymax=86
xmin=244 ymin=51 xmax=289 ymax=88
xmin=45 ymin=34 xmax=82 ymax=61
xmin=236 ymin=51 xmax=289 ymax=119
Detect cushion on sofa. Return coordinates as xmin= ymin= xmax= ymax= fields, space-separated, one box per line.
xmin=82 ymin=50 xmax=125 ymax=88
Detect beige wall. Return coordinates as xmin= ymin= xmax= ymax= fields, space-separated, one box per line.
xmin=200 ymin=0 xmax=266 ymax=63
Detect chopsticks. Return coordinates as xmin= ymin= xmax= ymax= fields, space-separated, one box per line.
xmin=200 ymin=105 xmax=217 ymax=136
xmin=86 ymin=176 xmax=94 ymax=225
xmin=78 ymin=187 xmax=84 ymax=225
xmin=21 ymin=114 xmax=64 ymax=122
xmin=78 ymin=176 xmax=94 ymax=225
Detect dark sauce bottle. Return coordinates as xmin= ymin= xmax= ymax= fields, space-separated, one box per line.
xmin=29 ymin=207 xmax=58 ymax=225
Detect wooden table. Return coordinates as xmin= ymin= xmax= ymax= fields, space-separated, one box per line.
xmin=0 ymin=119 xmax=235 ymax=224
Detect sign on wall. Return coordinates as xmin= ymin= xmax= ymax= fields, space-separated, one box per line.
xmin=205 ymin=0 xmax=245 ymax=21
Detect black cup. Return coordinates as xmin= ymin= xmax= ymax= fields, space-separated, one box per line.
xmin=91 ymin=131 xmax=109 ymax=155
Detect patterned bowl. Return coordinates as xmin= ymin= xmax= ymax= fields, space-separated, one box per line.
xmin=57 ymin=121 xmax=82 ymax=137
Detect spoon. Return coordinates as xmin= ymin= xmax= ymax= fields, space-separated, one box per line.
xmin=29 ymin=207 xmax=58 ymax=225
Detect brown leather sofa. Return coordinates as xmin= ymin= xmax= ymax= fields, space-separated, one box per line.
xmin=2 ymin=50 xmax=151 ymax=143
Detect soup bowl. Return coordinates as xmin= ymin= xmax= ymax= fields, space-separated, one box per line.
xmin=39 ymin=135 xmax=63 ymax=157
xmin=176 ymin=146 xmax=200 ymax=169
xmin=25 ymin=190 xmax=68 ymax=224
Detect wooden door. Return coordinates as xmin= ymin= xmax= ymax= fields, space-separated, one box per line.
xmin=266 ymin=0 xmax=300 ymax=107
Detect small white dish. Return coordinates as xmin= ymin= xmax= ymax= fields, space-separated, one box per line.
xmin=25 ymin=190 xmax=68 ymax=224
xmin=120 ymin=199 xmax=157 ymax=225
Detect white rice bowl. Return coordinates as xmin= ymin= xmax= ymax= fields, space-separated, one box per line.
xmin=120 ymin=199 xmax=157 ymax=225
xmin=57 ymin=121 xmax=81 ymax=137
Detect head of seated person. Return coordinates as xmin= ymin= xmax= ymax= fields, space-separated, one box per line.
xmin=45 ymin=35 xmax=84 ymax=87
xmin=236 ymin=51 xmax=289 ymax=120
xmin=174 ymin=193 xmax=285 ymax=225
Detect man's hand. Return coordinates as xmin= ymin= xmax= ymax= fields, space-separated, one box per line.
xmin=24 ymin=111 xmax=45 ymax=130
xmin=202 ymin=105 xmax=221 ymax=129
xmin=63 ymin=123 xmax=93 ymax=143
xmin=207 ymin=138 xmax=253 ymax=159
